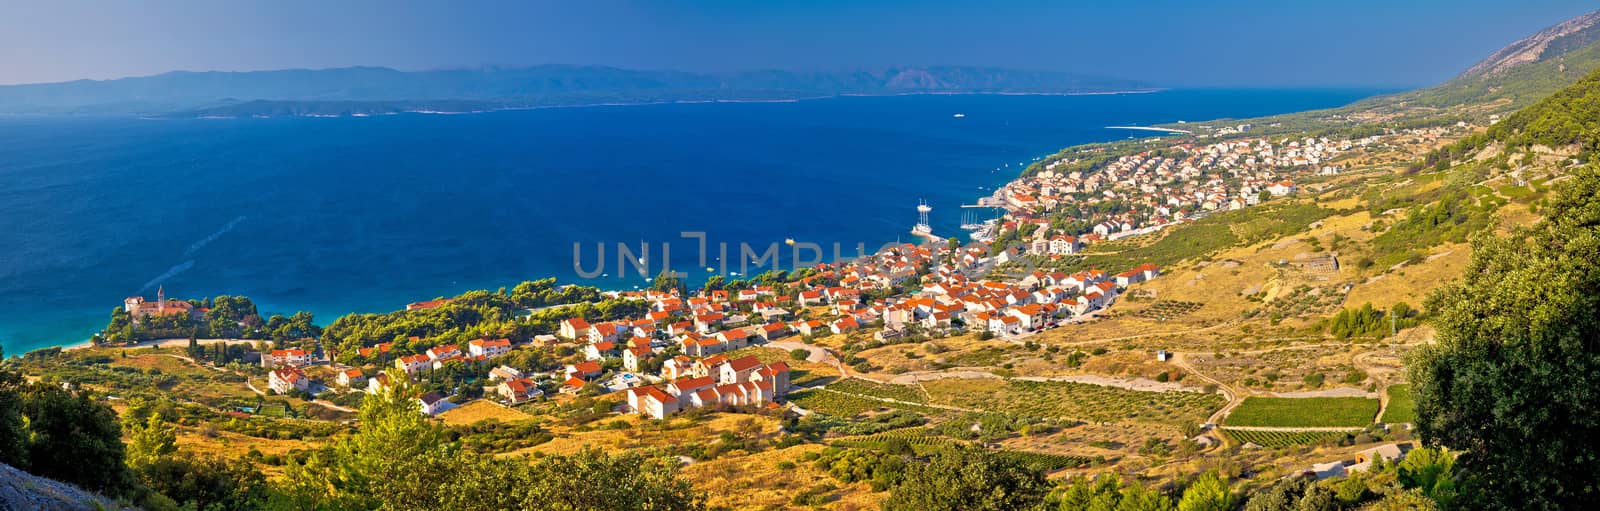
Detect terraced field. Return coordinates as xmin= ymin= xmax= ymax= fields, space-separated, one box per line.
xmin=1222 ymin=428 xmax=1349 ymax=448
xmin=921 ymin=378 xmax=1224 ymax=426
xmin=826 ymin=378 xmax=927 ymax=403
xmin=1129 ymin=300 xmax=1204 ymax=320
xmin=789 ymin=389 xmax=944 ymax=417
xmin=1224 ymin=397 xmax=1379 ymax=428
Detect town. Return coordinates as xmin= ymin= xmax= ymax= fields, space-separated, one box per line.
xmin=227 ymin=233 xmax=1163 ymax=420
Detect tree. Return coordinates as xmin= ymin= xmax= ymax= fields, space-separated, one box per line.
xmin=138 ymin=454 xmax=268 ymax=511
xmin=0 ymin=369 xmax=25 ymax=468
xmin=126 ymin=412 xmax=177 ymax=469
xmin=18 ymin=385 xmax=133 ymax=494
xmin=1057 ymin=474 xmax=1175 ymax=511
xmin=1177 ymin=471 xmax=1235 ymax=511
xmin=1366 ymin=489 xmax=1439 ymax=511
xmin=1396 ymin=447 xmax=1456 ymax=508
xmin=882 ymin=447 xmax=1048 ymax=511
xmin=1408 ymin=164 xmax=1600 ymax=508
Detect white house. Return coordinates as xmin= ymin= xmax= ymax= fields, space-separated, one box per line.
xmin=269 ymin=366 xmax=310 ymax=394
xmin=468 ymin=338 xmax=512 ymax=358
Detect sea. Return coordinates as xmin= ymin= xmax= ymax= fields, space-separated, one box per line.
xmin=0 ymin=88 xmax=1385 ymax=354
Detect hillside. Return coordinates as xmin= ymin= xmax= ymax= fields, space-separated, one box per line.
xmin=0 ymin=463 xmax=128 ymax=511
xmin=1392 ymin=9 xmax=1600 ymax=111
xmin=0 ymin=65 xmax=1154 ymax=116
xmin=1169 ymin=10 xmax=1600 ymax=138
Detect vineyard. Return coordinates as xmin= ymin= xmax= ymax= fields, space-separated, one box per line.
xmin=922 ymin=378 xmax=1224 ymax=426
xmin=1221 ymin=428 xmax=1349 ymax=448
xmin=789 ymin=388 xmax=944 ymax=417
xmin=826 ymin=378 xmax=928 ymax=403
xmin=1223 ymin=397 xmax=1378 ymax=428
xmin=833 ymin=428 xmax=1091 ymax=471
xmin=1380 ymin=384 xmax=1416 ymax=424
xmin=1129 ymin=300 xmax=1204 ymax=321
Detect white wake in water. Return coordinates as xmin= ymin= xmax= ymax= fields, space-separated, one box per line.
xmin=137 ymin=260 xmax=195 ymax=294
xmin=183 ymin=216 xmax=246 ymax=258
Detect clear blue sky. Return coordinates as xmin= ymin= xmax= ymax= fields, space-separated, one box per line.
xmin=0 ymin=0 xmax=1593 ymax=87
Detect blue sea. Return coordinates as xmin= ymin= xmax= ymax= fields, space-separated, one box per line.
xmin=0 ymin=89 xmax=1383 ymax=354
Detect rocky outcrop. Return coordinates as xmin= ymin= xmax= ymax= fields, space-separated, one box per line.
xmin=0 ymin=463 xmax=125 ymax=511
xmin=1459 ymin=10 xmax=1600 ymax=78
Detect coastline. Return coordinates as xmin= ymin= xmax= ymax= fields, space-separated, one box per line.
xmin=158 ymin=88 xmax=1170 ymax=120
xmin=0 ymin=88 xmax=1380 ymax=356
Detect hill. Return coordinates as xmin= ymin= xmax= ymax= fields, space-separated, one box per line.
xmin=0 ymin=65 xmax=1155 ymax=116
xmin=0 ymin=462 xmax=128 ymax=511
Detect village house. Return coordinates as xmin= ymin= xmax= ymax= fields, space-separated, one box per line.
xmin=488 ymin=365 xmax=524 ymax=381
xmin=395 ymin=354 xmax=430 ymax=376
xmin=261 ymin=348 xmax=312 ymax=368
xmin=718 ymin=355 xmax=763 ymax=385
xmin=559 ymin=317 xmax=590 ymax=339
xmin=497 ymin=377 xmax=544 ymax=404
xmin=623 ymin=346 xmax=652 ymax=372
xmin=269 ymin=366 xmax=311 ymax=394
xmin=584 ymin=341 xmax=619 ymax=361
xmin=565 ymin=360 xmax=604 ymax=383
xmin=337 ymin=368 xmax=366 ymax=388
xmin=417 ymin=391 xmax=451 ymax=415
xmin=467 ymin=338 xmax=512 ymax=358
xmin=365 ymin=374 xmax=391 ymax=395
xmin=425 ymin=344 xmax=462 ymax=360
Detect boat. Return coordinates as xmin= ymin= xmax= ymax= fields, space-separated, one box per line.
xmin=952 ymin=113 xmax=966 ymax=118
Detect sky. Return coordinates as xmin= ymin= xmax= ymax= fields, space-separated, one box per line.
xmin=0 ymin=0 xmax=1594 ymax=88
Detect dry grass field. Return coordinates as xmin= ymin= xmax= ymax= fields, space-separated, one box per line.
xmin=439 ymin=400 xmax=536 ymax=426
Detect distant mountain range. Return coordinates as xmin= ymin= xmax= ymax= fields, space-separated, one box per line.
xmin=0 ymin=66 xmax=1157 ymax=117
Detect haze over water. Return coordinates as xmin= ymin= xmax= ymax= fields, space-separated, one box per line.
xmin=0 ymin=89 xmax=1383 ymax=354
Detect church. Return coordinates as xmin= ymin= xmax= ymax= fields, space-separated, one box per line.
xmin=123 ymin=286 xmax=199 ymax=324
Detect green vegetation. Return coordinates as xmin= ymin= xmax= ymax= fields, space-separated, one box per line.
xmin=1325 ymin=302 xmax=1419 ymax=339
xmin=1220 ymin=429 xmax=1349 ymax=448
xmin=788 ymin=388 xmax=945 ymax=417
xmin=1380 ymin=384 xmax=1417 ymax=424
xmin=322 ymin=280 xmax=634 ymax=364
xmin=1366 ymin=186 xmax=1497 ymax=268
xmin=1451 ymin=64 xmax=1600 ymax=156
xmin=832 ymin=427 xmax=1091 ymax=472
xmin=1129 ymin=300 xmax=1204 ymax=321
xmin=1074 ymin=203 xmax=1333 ymax=272
xmin=1223 ymin=397 xmax=1378 ymax=428
xmin=924 ymin=379 xmax=1225 ymax=426
xmin=825 ymin=378 xmax=927 ymax=403
xmin=1409 ymin=162 xmax=1600 ymax=507
xmin=101 ymin=295 xmax=319 ymax=344
xmin=881 ymin=446 xmax=1050 ymax=511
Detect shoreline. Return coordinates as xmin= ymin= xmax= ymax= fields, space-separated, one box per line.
xmin=0 ymin=88 xmax=1368 ymax=356
xmin=151 ymin=88 xmax=1170 ymax=120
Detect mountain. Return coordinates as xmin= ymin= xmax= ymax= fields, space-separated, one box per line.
xmin=0 ymin=65 xmax=1155 ymax=116
xmin=1168 ymin=10 xmax=1600 ymax=138
xmin=1369 ymin=10 xmax=1600 ymax=116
